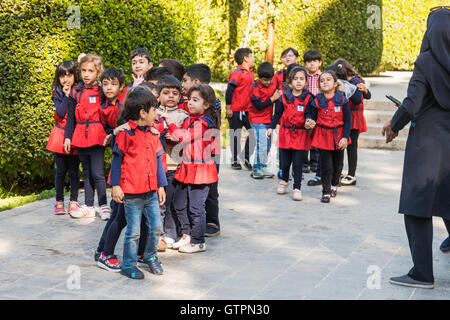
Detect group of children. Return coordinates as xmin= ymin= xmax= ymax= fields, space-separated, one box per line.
xmin=226 ymin=48 xmax=370 ymax=203
xmin=45 ymin=46 xmax=370 ymax=279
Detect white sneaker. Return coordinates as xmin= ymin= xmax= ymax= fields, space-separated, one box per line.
xmin=277 ymin=180 xmax=289 ymax=194
xmin=179 ymin=242 xmax=206 ymax=253
xmin=172 ymin=234 xmax=191 ymax=250
xmin=100 ymin=205 xmax=111 ymax=220
xmin=69 ymin=205 xmax=96 ymax=219
xmin=165 ymin=237 xmax=175 ymax=249
xmin=293 ymin=189 xmax=303 ymax=201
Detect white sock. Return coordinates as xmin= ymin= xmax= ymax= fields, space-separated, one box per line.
xmin=331 ymin=185 xmax=337 ymax=191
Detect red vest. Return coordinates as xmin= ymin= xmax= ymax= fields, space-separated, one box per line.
xmin=114 ymin=120 xmax=164 ymax=194
xmin=228 ymin=65 xmax=254 ymax=112
xmin=311 ymin=93 xmax=350 ymax=150
xmin=168 ymin=114 xmax=218 ymax=185
xmin=177 ymin=93 xmax=190 ymax=113
xmin=46 ymin=91 xmax=78 ymax=155
xmin=99 ymin=99 xmax=123 ymax=130
xmin=272 ymin=69 xmax=284 ymax=90
xmin=278 ymin=90 xmax=313 ymax=150
xmin=248 ymin=80 xmax=277 ymax=124
xmin=71 ymin=83 xmax=106 ymax=148
xmin=348 ymin=78 xmax=367 ymax=133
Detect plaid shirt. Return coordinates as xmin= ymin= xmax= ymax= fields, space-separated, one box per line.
xmin=306 ymin=70 xmax=322 ymax=96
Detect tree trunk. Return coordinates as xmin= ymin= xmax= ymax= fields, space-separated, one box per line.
xmin=265 ymin=19 xmax=275 ymax=63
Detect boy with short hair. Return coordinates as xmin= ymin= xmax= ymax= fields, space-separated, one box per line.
xmin=304 ymin=49 xmax=323 ymax=183
xmin=119 ymin=48 xmax=153 ymax=100
xmin=145 ymin=67 xmax=172 ymax=84
xmin=249 ymin=62 xmax=281 ymax=179
xmin=225 ymin=48 xmax=255 ymax=170
xmin=182 ymin=63 xmax=221 ymax=237
xmin=159 ymin=58 xmax=185 ymax=82
xmin=273 ymin=47 xmax=299 ymax=89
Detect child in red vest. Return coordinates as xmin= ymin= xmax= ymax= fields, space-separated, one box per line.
xmin=225 ymin=48 xmax=255 ymax=170
xmin=64 ymin=54 xmax=110 ymax=219
xmin=46 ymin=60 xmax=80 ymax=215
xmin=307 ymin=70 xmax=351 ymax=203
xmin=165 ymin=84 xmax=220 ymax=253
xmin=249 ymin=62 xmax=281 ymax=179
xmin=334 ymin=59 xmax=371 ymax=186
xmin=267 ymin=66 xmax=314 ymax=200
xmin=119 ymin=48 xmax=154 ymax=101
xmin=111 ymin=86 xmax=167 ymax=279
xmin=273 ymin=47 xmax=299 ymax=90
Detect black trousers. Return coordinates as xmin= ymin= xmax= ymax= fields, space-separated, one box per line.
xmin=319 ymin=149 xmax=344 ymax=195
xmin=97 ymin=200 xmax=127 ymax=256
xmin=404 ymin=215 xmax=450 ymax=283
xmin=160 ymin=170 xmax=179 ymax=239
xmin=280 ymin=149 xmax=305 ymax=190
xmin=205 ymin=163 xmax=220 ymax=229
xmin=78 ymin=145 xmax=107 ymax=207
xmin=303 ymin=148 xmax=319 ymax=167
xmin=346 ymin=129 xmax=360 ymax=177
xmin=227 ymin=111 xmax=255 ymax=163
xmin=54 ymin=153 xmax=80 ymax=202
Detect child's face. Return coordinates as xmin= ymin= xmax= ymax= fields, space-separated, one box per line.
xmin=101 ymin=77 xmax=123 ymax=101
xmin=319 ymin=73 xmax=338 ymax=93
xmin=131 ymin=55 xmax=153 ymax=77
xmin=305 ymin=60 xmax=322 ymax=74
xmin=259 ymin=77 xmax=272 ymax=87
xmin=159 ymin=87 xmax=180 ymax=107
xmin=59 ymin=71 xmax=75 ymax=88
xmin=281 ymin=51 xmax=298 ymax=67
xmin=290 ymin=71 xmax=307 ymax=92
xmin=140 ymin=107 xmax=157 ymax=127
xmin=244 ymin=53 xmax=255 ymax=68
xmin=81 ymin=62 xmax=100 ymax=86
xmin=188 ymin=90 xmax=209 ymax=115
xmin=182 ymin=74 xmax=199 ymax=93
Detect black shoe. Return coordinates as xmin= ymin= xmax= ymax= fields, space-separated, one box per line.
xmin=440 ymin=237 xmax=450 ymax=253
xmin=231 ymin=163 xmax=242 ymax=170
xmin=121 ymin=266 xmax=145 ymax=279
xmin=94 ymin=250 xmax=101 ymax=262
xmin=205 ymin=223 xmax=220 ymax=237
xmin=307 ymin=177 xmax=322 ymax=186
xmin=143 ymin=257 xmax=163 ymax=275
xmin=242 ymin=159 xmax=252 ymax=170
xmin=310 ymin=164 xmax=317 ymax=172
xmin=389 ymin=274 xmax=434 ymax=289
xmin=321 ymin=194 xmax=331 ymax=203
xmin=302 ymin=164 xmax=310 ymax=173
xmin=331 ymin=189 xmax=337 ymax=198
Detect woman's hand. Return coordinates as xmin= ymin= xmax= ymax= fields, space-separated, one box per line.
xmin=338 ymin=138 xmax=348 ymax=150
xmin=64 ymin=138 xmax=71 ymax=154
xmin=112 ymin=186 xmax=124 ymax=204
xmin=381 ymin=119 xmax=398 ymax=143
xmin=266 ymin=128 xmax=273 ymax=139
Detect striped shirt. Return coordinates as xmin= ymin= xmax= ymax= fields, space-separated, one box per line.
xmin=306 ymin=70 xmax=322 ymax=96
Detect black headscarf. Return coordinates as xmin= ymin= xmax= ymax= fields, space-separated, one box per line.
xmin=415 ymin=8 xmax=450 ymax=110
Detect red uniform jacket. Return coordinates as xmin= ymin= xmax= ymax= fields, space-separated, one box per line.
xmin=177 ymin=92 xmax=190 ymax=113
xmin=227 ymin=65 xmax=254 ymax=112
xmin=271 ymin=89 xmax=314 ymax=150
xmin=168 ymin=114 xmax=219 ymax=185
xmin=272 ymin=69 xmax=285 ymax=90
xmin=99 ymin=98 xmax=123 ymax=132
xmin=70 ymin=83 xmax=106 ymax=148
xmin=248 ymin=80 xmax=277 ymax=124
xmin=310 ymin=91 xmax=352 ymax=150
xmin=111 ymin=120 xmax=164 ymax=194
xmin=348 ymin=77 xmax=368 ymax=133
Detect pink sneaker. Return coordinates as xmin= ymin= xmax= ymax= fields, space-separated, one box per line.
xmin=68 ymin=201 xmax=79 ymax=214
xmin=53 ymin=201 xmax=67 ymax=215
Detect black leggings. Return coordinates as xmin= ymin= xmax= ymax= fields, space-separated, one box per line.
xmin=346 ymin=129 xmax=360 ymax=177
xmin=97 ymin=200 xmax=127 ymax=256
xmin=206 ymin=163 xmax=220 ymax=228
xmin=319 ymin=149 xmax=344 ymax=195
xmin=280 ymin=149 xmax=305 ymax=190
xmin=54 ymin=153 xmax=80 ymax=202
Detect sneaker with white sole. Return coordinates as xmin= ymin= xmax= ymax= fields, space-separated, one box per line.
xmin=261 ymin=167 xmax=274 ymax=178
xmin=100 ymin=205 xmax=111 ymax=220
xmin=172 ymin=234 xmax=191 ymax=250
xmin=277 ymin=180 xmax=289 ymax=194
xmin=293 ymin=189 xmax=302 ymax=201
xmin=179 ymin=242 xmax=206 ymax=253
xmin=69 ymin=205 xmax=96 ymax=218
xmin=165 ymin=237 xmax=175 ymax=249
xmin=97 ymin=253 xmax=121 ymax=272
xmin=341 ymin=175 xmax=357 ymax=186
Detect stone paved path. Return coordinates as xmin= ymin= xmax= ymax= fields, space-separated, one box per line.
xmin=0 ymin=148 xmax=449 ymax=300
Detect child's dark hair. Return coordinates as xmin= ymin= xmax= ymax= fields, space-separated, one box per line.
xmin=281 ymin=47 xmax=299 ymax=59
xmin=131 ymin=48 xmax=151 ymax=63
xmin=144 ymin=67 xmax=172 ymax=81
xmin=159 ymin=59 xmax=185 ymax=82
xmin=139 ymin=81 xmax=157 ymax=91
xmin=184 ymin=64 xmax=212 ymax=84
xmin=117 ymin=86 xmax=158 ymax=126
xmin=257 ymin=62 xmax=274 ymax=79
xmin=303 ymin=49 xmax=322 ymax=63
xmin=324 ymin=64 xmax=347 ymax=81
xmin=282 ymin=63 xmax=301 ymax=87
xmin=234 ymin=48 xmax=252 ymax=65
xmin=100 ymin=67 xmax=125 ymax=85
xmin=157 ymin=75 xmax=182 ymax=95
xmin=52 ymin=60 xmax=79 ymax=92
xmin=187 ymin=84 xmax=219 ymax=127
xmin=287 ymin=66 xmax=308 ymax=85
xmin=333 ymin=59 xmax=365 ymax=83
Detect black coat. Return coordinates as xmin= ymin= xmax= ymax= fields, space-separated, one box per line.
xmin=391 ymin=9 xmax=450 ymax=219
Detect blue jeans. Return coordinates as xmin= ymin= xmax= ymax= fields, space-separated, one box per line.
xmin=251 ymin=123 xmax=271 ymax=169
xmin=122 ymin=191 xmax=161 ymax=268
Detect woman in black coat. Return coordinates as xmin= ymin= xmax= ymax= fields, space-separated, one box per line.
xmin=382 ymin=7 xmax=450 ymax=289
